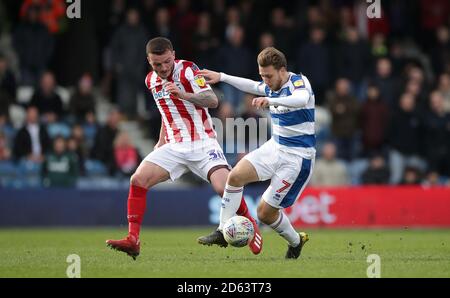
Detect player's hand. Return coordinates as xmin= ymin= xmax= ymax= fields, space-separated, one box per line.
xmin=197 ymin=69 xmax=221 ymax=85
xmin=164 ymin=82 xmax=185 ymax=99
xmin=252 ymin=97 xmax=270 ymax=109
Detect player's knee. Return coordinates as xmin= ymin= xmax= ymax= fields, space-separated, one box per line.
xmin=226 ymin=170 xmax=244 ymax=187
xmin=130 ymin=173 xmax=149 ymax=188
xmin=257 ymin=204 xmax=279 ymax=225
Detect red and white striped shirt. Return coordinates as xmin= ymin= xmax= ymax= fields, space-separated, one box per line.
xmin=145 ymin=60 xmax=216 ymax=143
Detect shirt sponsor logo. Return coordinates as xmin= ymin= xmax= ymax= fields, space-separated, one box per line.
xmin=293 ymin=80 xmax=304 ymax=88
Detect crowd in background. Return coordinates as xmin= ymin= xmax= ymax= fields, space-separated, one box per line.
xmin=0 ymin=0 xmax=450 ymax=188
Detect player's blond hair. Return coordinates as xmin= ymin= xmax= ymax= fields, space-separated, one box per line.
xmin=257 ymin=47 xmax=287 ymax=70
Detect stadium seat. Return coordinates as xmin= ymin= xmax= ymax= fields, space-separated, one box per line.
xmin=47 ymin=122 xmax=72 ymax=139
xmin=85 ymin=159 xmax=108 ymax=177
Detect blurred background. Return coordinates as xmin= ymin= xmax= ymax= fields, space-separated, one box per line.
xmin=0 ymin=0 xmax=449 ymax=228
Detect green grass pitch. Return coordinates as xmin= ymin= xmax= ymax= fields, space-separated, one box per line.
xmin=0 ymin=228 xmax=449 ymax=278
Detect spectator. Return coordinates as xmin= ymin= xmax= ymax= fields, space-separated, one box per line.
xmin=110 ymin=8 xmax=148 ymax=118
xmin=404 ymin=66 xmax=428 ymax=107
xmin=437 ymin=72 xmax=450 ymax=112
xmin=268 ymin=8 xmax=295 ymax=60
xmin=362 ymin=154 xmax=390 ymax=185
xmin=82 ymin=111 xmax=99 ymax=151
xmin=372 ymin=57 xmax=399 ymax=107
xmin=388 ymin=93 xmax=426 ymax=184
xmin=430 ymin=26 xmax=450 ymax=75
xmin=13 ymin=6 xmax=54 ymax=85
xmin=42 ymin=136 xmax=79 ymax=188
xmin=335 ymin=27 xmax=371 ymax=99
xmin=140 ymin=0 xmax=157 ymax=34
xmin=258 ymin=32 xmax=275 ymax=51
xmin=327 ymin=78 xmax=360 ymax=161
xmin=251 ymin=32 xmax=274 ymax=80
xmin=192 ymin=12 xmax=219 ymax=69
xmin=45 ymin=112 xmax=71 ymax=139
xmin=400 ymin=166 xmax=423 ymax=185
xmin=67 ymin=135 xmax=86 ymax=176
xmin=29 ymin=72 xmax=64 ymax=121
xmin=216 ymin=25 xmax=253 ymax=110
xmin=370 ymin=33 xmax=389 ymax=59
xmin=150 ymin=7 xmax=179 ymax=48
xmin=170 ymin=0 xmax=198 ymax=59
xmin=19 ymin=0 xmax=66 ymax=34
xmin=360 ymin=84 xmax=389 ymax=155
xmin=69 ymin=73 xmax=96 ymax=123
xmin=13 ymin=106 xmax=51 ymax=162
xmin=422 ymin=171 xmax=441 ymax=187
xmin=310 ymin=142 xmax=349 ymax=186
xmin=0 ymin=131 xmax=11 ymax=161
xmin=0 ymin=53 xmax=17 ymax=117
xmin=91 ymin=108 xmax=121 ymax=175
xmin=113 ymin=131 xmax=141 ymax=176
xmin=297 ymin=26 xmax=331 ymax=105
xmin=422 ymin=91 xmax=450 ymax=177
xmin=0 ymin=114 xmax=15 ymax=145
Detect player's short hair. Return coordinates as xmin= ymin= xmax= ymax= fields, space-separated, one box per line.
xmin=257 ymin=47 xmax=287 ymax=70
xmin=146 ymin=37 xmax=173 ymax=55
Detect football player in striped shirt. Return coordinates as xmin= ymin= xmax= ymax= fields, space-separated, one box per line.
xmin=198 ymin=47 xmax=315 ymax=259
xmin=106 ymin=37 xmax=262 ymax=259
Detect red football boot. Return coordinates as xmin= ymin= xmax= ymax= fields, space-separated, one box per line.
xmin=247 ymin=216 xmax=263 ymax=255
xmin=236 ymin=198 xmax=263 ymax=255
xmin=106 ymin=234 xmax=140 ymax=260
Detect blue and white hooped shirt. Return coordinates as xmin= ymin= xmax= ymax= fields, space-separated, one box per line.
xmin=261 ymin=72 xmax=316 ymax=159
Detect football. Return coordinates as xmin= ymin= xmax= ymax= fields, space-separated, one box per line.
xmin=223 ymin=216 xmax=255 ymax=247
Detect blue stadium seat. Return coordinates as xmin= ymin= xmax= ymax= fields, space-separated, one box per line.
xmin=17 ymin=159 xmax=42 ymax=175
xmin=0 ymin=161 xmax=17 ymax=176
xmin=16 ymin=160 xmax=43 ymax=188
xmin=47 ymin=122 xmax=72 ymax=139
xmin=85 ymin=159 xmax=108 ymax=176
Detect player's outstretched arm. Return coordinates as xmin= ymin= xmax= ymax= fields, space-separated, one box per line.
xmin=252 ymin=89 xmax=311 ymax=109
xmin=199 ymin=69 xmax=266 ymax=96
xmin=197 ymin=69 xmax=221 ymax=85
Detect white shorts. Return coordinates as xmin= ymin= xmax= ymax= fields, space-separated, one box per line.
xmin=244 ymin=139 xmax=315 ymax=209
xmin=144 ymin=138 xmax=230 ymax=182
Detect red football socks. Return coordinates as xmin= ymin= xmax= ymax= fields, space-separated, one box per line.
xmin=127 ymin=184 xmax=148 ymax=239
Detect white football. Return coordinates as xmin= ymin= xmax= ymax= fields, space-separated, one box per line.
xmin=223 ymin=216 xmax=255 ymax=247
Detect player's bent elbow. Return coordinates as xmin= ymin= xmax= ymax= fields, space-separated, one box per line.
xmin=209 ymin=97 xmax=219 ymax=108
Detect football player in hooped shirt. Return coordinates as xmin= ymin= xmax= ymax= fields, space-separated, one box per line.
xmin=106 ymin=37 xmax=263 ymax=259
xmin=198 ymin=47 xmax=315 ymax=259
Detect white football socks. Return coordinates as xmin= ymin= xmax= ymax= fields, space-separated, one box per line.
xmin=270 ymin=211 xmax=300 ymax=247
xmin=219 ymin=184 xmax=243 ymax=230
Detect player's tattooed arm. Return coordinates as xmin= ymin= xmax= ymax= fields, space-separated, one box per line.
xmin=182 ymin=90 xmax=219 ymax=108
xmin=164 ymin=82 xmax=218 ymax=108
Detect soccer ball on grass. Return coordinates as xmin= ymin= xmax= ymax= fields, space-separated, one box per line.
xmin=223 ymin=216 xmax=255 ymax=247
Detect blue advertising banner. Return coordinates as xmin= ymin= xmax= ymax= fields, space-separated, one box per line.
xmin=0 ymin=188 xmax=262 ymax=226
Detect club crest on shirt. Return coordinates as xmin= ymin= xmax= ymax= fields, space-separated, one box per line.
xmin=194 ymin=75 xmax=206 ymax=87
